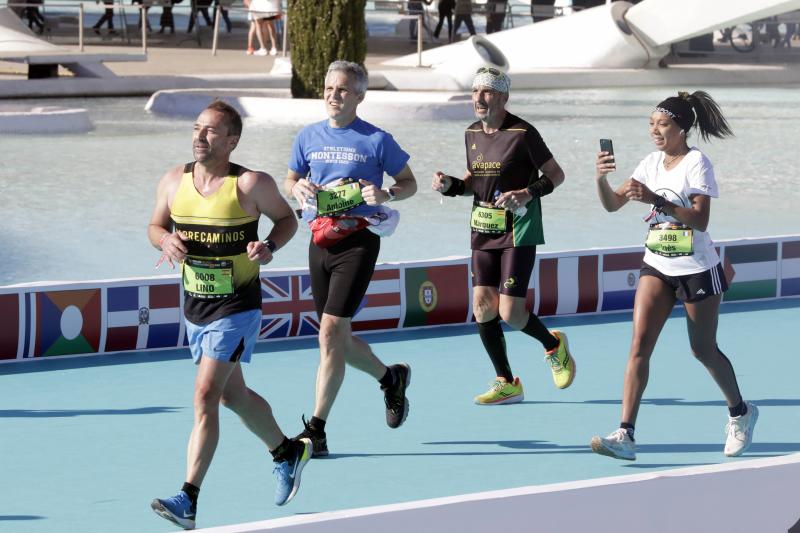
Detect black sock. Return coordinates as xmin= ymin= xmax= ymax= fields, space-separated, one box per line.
xmin=270 ymin=437 xmax=293 ymax=462
xmin=620 ymin=422 xmax=635 ymax=441
xmin=729 ymin=400 xmax=748 ymax=418
xmin=378 ymin=367 xmax=395 ymax=388
xmin=181 ymin=482 xmax=200 ymax=508
xmin=477 ymin=316 xmax=513 ymax=382
xmin=309 ymin=416 xmax=326 ymax=433
xmin=520 ymin=314 xmax=559 ymax=351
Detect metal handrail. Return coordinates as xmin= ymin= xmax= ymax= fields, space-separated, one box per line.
xmin=5 ymin=1 xmax=157 ymax=52
xmin=3 ymin=1 xmax=502 ymax=66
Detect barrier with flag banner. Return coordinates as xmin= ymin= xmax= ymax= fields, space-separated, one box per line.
xmin=1 ymin=236 xmax=798 ymax=363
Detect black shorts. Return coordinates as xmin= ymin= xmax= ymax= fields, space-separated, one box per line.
xmin=640 ymin=262 xmax=728 ymax=303
xmin=309 ymin=228 xmax=380 ymax=318
xmin=471 ymin=246 xmax=536 ymax=298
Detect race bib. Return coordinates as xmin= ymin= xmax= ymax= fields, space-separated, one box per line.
xmin=646 ymin=225 xmax=694 ymax=257
xmin=316 ymin=182 xmax=364 ymax=216
xmin=183 ymin=258 xmax=234 ymax=299
xmin=470 ymin=205 xmax=508 ymax=234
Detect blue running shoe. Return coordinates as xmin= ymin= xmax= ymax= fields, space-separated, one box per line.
xmin=150 ymin=491 xmax=196 ymax=530
xmin=274 ymin=438 xmax=312 ymax=506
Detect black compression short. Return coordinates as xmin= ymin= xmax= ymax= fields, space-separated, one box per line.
xmin=640 ymin=261 xmax=728 ymax=303
xmin=309 ymin=228 xmax=380 ymax=318
xmin=471 ymin=246 xmax=536 ymax=298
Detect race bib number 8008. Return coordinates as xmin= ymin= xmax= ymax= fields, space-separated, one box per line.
xmin=183 ymin=258 xmax=234 ymax=299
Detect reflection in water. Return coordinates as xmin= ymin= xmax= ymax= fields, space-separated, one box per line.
xmin=2 ymin=87 xmax=798 ymax=285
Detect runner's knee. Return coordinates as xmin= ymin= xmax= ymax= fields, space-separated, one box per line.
xmin=194 ymin=383 xmax=223 ymax=412
xmin=473 ymin=296 xmax=498 ymax=322
xmin=319 ymin=317 xmax=349 ymax=353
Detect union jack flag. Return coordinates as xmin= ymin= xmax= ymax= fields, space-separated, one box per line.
xmin=260 ymin=274 xmax=319 ymax=339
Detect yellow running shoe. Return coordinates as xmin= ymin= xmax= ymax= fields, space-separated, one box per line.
xmin=544 ymin=330 xmax=575 ymax=389
xmin=474 ymin=377 xmax=524 ymax=405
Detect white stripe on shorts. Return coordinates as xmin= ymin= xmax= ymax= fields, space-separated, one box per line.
xmin=710 ymin=264 xmax=721 ymax=294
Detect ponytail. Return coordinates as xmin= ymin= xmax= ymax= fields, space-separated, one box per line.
xmin=682 ymin=90 xmax=733 ymax=142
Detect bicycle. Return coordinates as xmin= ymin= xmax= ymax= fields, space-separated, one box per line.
xmin=722 ymin=18 xmax=791 ymax=52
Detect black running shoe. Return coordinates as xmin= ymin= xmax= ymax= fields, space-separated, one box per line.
xmin=382 ymin=363 xmax=411 ymax=429
xmin=294 ymin=415 xmax=328 ymax=457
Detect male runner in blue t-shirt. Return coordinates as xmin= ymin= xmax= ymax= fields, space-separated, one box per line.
xmin=284 ymin=60 xmax=418 ymax=456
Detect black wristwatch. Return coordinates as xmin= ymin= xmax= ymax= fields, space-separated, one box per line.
xmin=653 ymin=195 xmax=667 ymax=212
xmin=263 ymin=239 xmax=277 ymax=253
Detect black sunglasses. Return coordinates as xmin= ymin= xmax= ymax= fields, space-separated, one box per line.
xmin=476 ymin=66 xmax=502 ymax=76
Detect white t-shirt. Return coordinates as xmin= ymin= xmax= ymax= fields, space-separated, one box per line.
xmin=632 ymin=148 xmax=720 ymax=276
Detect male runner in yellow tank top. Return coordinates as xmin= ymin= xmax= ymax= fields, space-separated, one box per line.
xmin=147 ymin=101 xmax=311 ymax=530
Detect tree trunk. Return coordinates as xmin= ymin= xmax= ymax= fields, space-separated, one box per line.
xmin=288 ymin=0 xmax=368 ymax=99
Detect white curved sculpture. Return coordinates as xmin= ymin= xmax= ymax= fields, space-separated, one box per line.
xmin=383 ymin=0 xmax=800 ymax=89
xmin=0 ymin=6 xmax=62 ymax=54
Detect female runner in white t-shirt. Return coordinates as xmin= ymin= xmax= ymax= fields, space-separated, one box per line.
xmin=589 ymin=91 xmax=758 ymax=461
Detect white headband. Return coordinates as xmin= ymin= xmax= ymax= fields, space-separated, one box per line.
xmin=472 ymin=69 xmax=510 ymax=93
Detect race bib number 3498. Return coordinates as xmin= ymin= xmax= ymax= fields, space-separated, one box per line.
xmin=646 ymin=227 xmax=694 ymax=257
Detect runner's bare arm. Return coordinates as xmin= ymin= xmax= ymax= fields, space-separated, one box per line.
xmin=147 ymin=167 xmax=188 ymax=264
xmin=382 ymin=164 xmax=418 ymax=202
xmin=595 ymin=151 xmax=628 ymax=212
xmin=432 ymin=168 xmax=472 ymax=196
xmin=461 ymin=169 xmax=474 ymax=194
xmin=241 ymin=171 xmax=298 ymax=256
xmin=284 ymin=169 xmax=319 ymax=205
xmin=539 ymin=157 xmax=565 ymax=188
xmin=625 ymin=183 xmax=711 ymax=232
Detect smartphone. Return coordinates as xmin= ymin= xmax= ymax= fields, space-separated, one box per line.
xmin=599 ymin=138 xmax=614 ymax=158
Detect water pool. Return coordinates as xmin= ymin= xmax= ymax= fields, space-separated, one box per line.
xmin=2 ymin=86 xmax=797 ymax=286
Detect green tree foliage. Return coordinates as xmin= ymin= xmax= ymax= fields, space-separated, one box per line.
xmin=288 ymin=0 xmax=368 ymax=98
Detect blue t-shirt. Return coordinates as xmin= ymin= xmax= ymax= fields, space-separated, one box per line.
xmin=289 ymin=117 xmax=410 ymax=220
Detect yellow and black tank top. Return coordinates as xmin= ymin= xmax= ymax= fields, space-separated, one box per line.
xmin=171 ymin=162 xmax=261 ymax=325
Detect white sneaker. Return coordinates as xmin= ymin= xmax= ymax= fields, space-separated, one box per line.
xmin=591 ymin=428 xmax=636 ymax=461
xmin=724 ymin=402 xmax=758 ymax=457
xmin=269 ymin=47 xmax=277 ymax=56
xmin=255 ymin=48 xmax=268 ymax=56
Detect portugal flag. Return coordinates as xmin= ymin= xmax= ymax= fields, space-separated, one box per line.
xmin=403 ymin=264 xmax=470 ymax=327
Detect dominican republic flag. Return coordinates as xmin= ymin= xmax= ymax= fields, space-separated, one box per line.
xmin=32 ymin=289 xmax=102 ymax=357
xmin=600 ymin=250 xmax=644 ymax=312
xmin=260 ymin=274 xmax=319 ymax=339
xmin=723 ymin=242 xmax=778 ymax=302
xmin=105 ymin=284 xmax=183 ymax=352
xmin=0 ymin=293 xmax=23 ymax=360
xmin=781 ymin=240 xmax=800 ymax=297
xmin=530 ymin=255 xmax=599 ymax=316
xmin=352 ymin=267 xmax=402 ymax=332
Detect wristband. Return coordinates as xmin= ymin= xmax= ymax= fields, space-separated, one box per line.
xmin=442 ymin=176 xmax=465 ymax=197
xmin=526 ymin=176 xmax=555 ymax=198
xmin=382 ymin=188 xmax=396 ymax=202
xmin=263 ymin=239 xmax=277 ymax=253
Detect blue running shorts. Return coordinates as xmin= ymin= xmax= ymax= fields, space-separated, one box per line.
xmin=185 ymin=309 xmax=261 ymax=364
